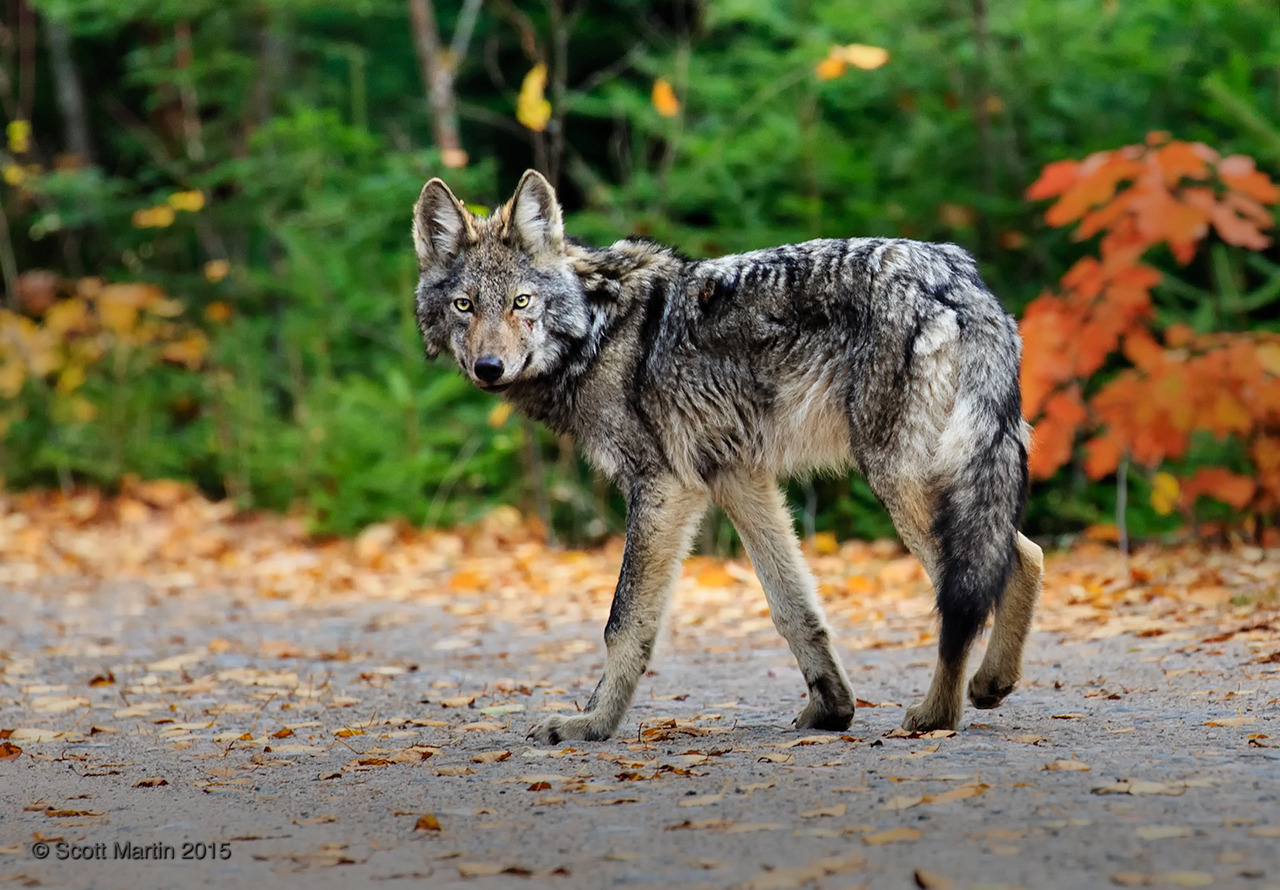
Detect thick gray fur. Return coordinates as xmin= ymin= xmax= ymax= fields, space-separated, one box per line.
xmin=412 ymin=170 xmax=1044 ymax=743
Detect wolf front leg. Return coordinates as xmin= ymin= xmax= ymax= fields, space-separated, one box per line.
xmin=527 ymin=477 xmax=707 ymax=745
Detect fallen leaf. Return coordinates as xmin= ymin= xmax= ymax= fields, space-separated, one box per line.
xmin=471 ymin=750 xmax=511 ymax=763
xmin=799 ymin=804 xmax=846 ymax=818
xmin=914 ymin=869 xmax=955 ymax=890
xmin=42 ymin=808 xmax=103 ymax=818
xmin=880 ymin=794 xmax=925 ymax=811
xmin=927 ymin=783 xmax=988 ymax=804
xmin=293 ymin=814 xmax=338 ymax=826
xmin=439 ymin=695 xmax=477 ymax=708
xmin=414 ymin=814 xmax=442 ymax=832
xmin=678 ymin=782 xmax=730 ymax=807
xmin=437 ymin=766 xmax=476 ymax=777
xmin=1092 ymin=780 xmax=1184 ymax=796
xmin=864 ymin=827 xmax=922 ymax=845
xmin=134 ymin=778 xmax=168 ymax=788
xmin=1136 ymin=825 xmax=1192 ymax=840
xmin=0 ymin=742 xmax=21 ymax=761
xmin=1043 ymin=760 xmax=1092 ymax=771
xmin=781 ymin=735 xmax=840 ymax=748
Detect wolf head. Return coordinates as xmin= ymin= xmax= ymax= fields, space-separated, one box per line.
xmin=412 ymin=170 xmax=590 ymax=391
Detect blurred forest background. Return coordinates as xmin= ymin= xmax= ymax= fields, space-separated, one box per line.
xmin=1 ymin=0 xmax=1279 ymax=548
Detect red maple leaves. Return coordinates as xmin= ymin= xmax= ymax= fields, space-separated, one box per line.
xmin=1021 ymin=132 xmax=1280 ymax=519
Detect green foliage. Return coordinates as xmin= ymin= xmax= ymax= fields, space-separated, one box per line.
xmin=3 ymin=0 xmax=1278 ymax=541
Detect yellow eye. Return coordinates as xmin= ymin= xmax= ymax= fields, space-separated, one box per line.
xmin=513 ymin=293 xmax=531 ymax=309
xmin=453 ymin=297 xmax=472 ymax=313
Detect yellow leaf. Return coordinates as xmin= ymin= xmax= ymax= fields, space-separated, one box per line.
xmin=132 ymin=205 xmax=176 ymax=229
xmin=148 ymin=297 xmax=186 ymax=318
xmin=488 ymin=402 xmax=514 ymax=429
xmin=56 ymin=363 xmax=85 ymax=394
xmin=204 ymin=260 xmax=231 ymax=283
xmin=810 ymin=531 xmax=839 ymax=555
xmin=517 ymin=64 xmax=552 ymax=132
xmin=835 ymin=44 xmax=890 ymax=71
xmin=97 ymin=291 xmax=141 ymax=334
xmin=167 ymin=190 xmax=205 ymax=212
xmin=160 ymin=333 xmax=209 ymax=368
xmin=43 ymin=298 xmax=90 ymax=336
xmin=1150 ymin=471 xmax=1179 ymax=515
xmin=413 ymin=813 xmax=442 ymax=831
xmin=6 ymin=119 xmax=30 ymax=154
xmin=2 ymin=163 xmax=25 ymax=185
xmin=815 ymin=54 xmax=847 ymax=81
xmin=652 ymin=78 xmax=680 ymax=118
xmin=0 ymin=354 xmax=27 ymax=399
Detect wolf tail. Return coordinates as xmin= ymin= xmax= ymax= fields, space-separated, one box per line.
xmin=930 ymin=314 xmax=1029 ymax=663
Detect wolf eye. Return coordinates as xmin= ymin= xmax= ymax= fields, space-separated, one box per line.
xmin=513 ymin=293 xmax=532 ymax=309
xmin=453 ymin=298 xmax=472 ymax=313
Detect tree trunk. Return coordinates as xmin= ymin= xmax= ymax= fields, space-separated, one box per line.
xmin=406 ymin=0 xmax=468 ymax=167
xmin=43 ymin=19 xmax=93 ymax=163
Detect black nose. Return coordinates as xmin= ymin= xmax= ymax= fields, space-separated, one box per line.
xmin=473 ymin=355 xmax=505 ymax=384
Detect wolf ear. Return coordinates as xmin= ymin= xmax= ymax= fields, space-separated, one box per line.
xmin=414 ymin=178 xmax=471 ymax=267
xmin=509 ymin=170 xmax=564 ymax=256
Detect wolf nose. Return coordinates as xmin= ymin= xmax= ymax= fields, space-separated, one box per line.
xmin=474 ymin=355 xmax=505 ymax=384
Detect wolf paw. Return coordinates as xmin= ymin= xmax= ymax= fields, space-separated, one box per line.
xmin=902 ymin=701 xmax=960 ymax=732
xmin=794 ymin=700 xmax=855 ymax=732
xmin=526 ymin=713 xmax=610 ymax=745
xmin=967 ymin=674 xmax=1017 ymax=710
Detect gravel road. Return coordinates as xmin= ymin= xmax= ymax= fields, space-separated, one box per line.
xmin=2 ymin=538 xmax=1279 ymax=890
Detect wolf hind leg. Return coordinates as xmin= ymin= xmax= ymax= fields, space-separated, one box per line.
xmin=712 ymin=473 xmax=855 ymax=731
xmin=969 ymin=532 xmax=1042 ymax=708
xmin=527 ymin=476 xmax=706 ymax=745
xmin=862 ymin=469 xmax=986 ymax=732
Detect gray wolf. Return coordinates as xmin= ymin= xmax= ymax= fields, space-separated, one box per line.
xmin=412 ymin=170 xmax=1043 ymax=744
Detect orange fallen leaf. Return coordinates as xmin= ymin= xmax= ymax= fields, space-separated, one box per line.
xmin=414 ymin=814 xmax=442 ymax=832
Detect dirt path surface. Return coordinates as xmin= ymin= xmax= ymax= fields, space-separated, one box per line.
xmin=1 ymin=490 xmax=1279 ymax=889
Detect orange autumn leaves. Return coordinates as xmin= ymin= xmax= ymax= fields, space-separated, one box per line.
xmin=1021 ymin=133 xmax=1280 ymax=517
